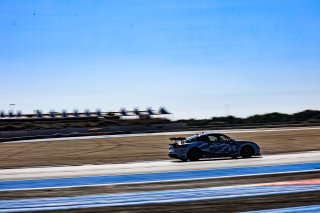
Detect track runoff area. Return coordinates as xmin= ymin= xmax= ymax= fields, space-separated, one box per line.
xmin=0 ymin=127 xmax=319 ymax=212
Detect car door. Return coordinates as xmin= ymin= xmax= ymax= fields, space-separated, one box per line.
xmin=208 ymin=134 xmax=231 ymax=155
xmin=197 ymin=135 xmax=211 ymax=152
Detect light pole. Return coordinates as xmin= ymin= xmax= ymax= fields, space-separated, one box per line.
xmin=224 ymin=104 xmax=230 ymax=116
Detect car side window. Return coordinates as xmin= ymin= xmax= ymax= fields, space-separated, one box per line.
xmin=208 ymin=135 xmax=219 ymax=142
xmin=219 ymin=135 xmax=231 ymax=142
xmin=199 ymin=135 xmax=210 ymax=142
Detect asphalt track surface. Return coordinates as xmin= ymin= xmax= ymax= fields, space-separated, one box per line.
xmin=0 ymin=152 xmax=320 ymax=212
xmin=244 ymin=204 xmax=320 ymax=212
xmin=1 ymin=161 xmax=319 ymax=191
xmin=0 ymin=128 xmax=319 ymax=212
xmin=2 ymin=126 xmax=320 ymax=169
xmin=1 ymin=181 xmax=319 ymax=213
xmin=1 ymin=151 xmax=319 ymax=181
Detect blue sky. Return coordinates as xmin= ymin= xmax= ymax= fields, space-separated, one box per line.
xmin=1 ymin=0 xmax=319 ymax=119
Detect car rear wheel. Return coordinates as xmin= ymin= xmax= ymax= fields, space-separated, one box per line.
xmin=187 ymin=149 xmax=202 ymax=161
xmin=240 ymin=146 xmax=254 ymax=158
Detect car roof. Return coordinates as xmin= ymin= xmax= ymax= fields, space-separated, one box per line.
xmin=196 ymin=132 xmax=224 ymax=136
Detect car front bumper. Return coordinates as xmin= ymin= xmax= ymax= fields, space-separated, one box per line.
xmin=168 ymin=154 xmax=179 ymax=159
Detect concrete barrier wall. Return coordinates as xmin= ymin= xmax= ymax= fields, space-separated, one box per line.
xmin=102 ymin=123 xmax=187 ymax=132
xmin=0 ymin=123 xmax=187 ymax=139
xmin=0 ymin=127 xmax=90 ymax=138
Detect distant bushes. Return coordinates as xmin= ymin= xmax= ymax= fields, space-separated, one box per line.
xmin=1 ymin=110 xmax=319 ymax=131
xmin=177 ymin=110 xmax=320 ymax=126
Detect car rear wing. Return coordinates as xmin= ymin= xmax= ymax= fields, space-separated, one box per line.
xmin=169 ymin=137 xmax=186 ymax=141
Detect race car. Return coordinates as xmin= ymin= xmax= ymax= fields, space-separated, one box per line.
xmin=168 ymin=132 xmax=261 ymax=161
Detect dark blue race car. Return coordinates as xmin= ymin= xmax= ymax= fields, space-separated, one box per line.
xmin=169 ymin=132 xmax=262 ymax=161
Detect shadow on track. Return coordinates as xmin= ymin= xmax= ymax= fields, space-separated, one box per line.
xmin=171 ymin=156 xmax=262 ymax=163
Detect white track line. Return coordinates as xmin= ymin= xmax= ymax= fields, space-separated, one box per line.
xmin=1 ymin=184 xmax=320 ymax=212
xmin=1 ymin=151 xmax=319 ymax=181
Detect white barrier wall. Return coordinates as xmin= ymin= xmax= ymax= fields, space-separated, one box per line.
xmin=0 ymin=123 xmax=187 ymax=139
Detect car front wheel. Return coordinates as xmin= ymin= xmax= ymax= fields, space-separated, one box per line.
xmin=240 ymin=146 xmax=254 ymax=158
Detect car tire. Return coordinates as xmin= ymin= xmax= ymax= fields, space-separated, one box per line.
xmin=240 ymin=146 xmax=254 ymax=158
xmin=187 ymin=148 xmax=202 ymax=161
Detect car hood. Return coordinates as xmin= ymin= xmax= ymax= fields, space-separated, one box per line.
xmin=234 ymin=140 xmax=257 ymax=145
